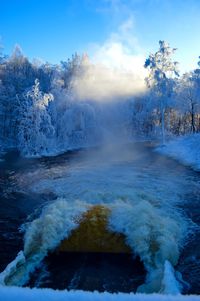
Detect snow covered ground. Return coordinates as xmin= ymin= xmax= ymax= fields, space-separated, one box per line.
xmin=156 ymin=134 xmax=200 ymax=171
xmin=0 ymin=287 xmax=199 ymax=301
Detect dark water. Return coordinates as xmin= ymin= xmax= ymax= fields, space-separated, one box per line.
xmin=0 ymin=143 xmax=200 ymax=294
xmin=28 ymin=253 xmax=145 ymax=292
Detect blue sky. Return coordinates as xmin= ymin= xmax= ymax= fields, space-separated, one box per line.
xmin=0 ymin=0 xmax=200 ymax=72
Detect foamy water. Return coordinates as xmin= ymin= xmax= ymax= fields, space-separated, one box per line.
xmin=0 ymin=143 xmax=199 ymax=293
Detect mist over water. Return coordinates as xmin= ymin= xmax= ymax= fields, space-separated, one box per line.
xmin=49 ymin=18 xmax=147 ymax=158
xmin=71 ymin=59 xmax=146 ymax=102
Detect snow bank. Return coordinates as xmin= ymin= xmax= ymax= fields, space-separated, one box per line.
xmin=156 ymin=134 xmax=200 ymax=170
xmin=0 ymin=286 xmax=199 ymax=301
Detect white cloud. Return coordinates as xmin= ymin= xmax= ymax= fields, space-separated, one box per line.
xmin=72 ymin=17 xmax=147 ymax=102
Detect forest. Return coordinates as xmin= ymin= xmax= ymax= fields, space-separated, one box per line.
xmin=0 ymin=40 xmax=200 ymax=157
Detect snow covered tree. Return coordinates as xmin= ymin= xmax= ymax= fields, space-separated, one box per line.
xmin=0 ymin=46 xmax=36 ymax=143
xmin=144 ymin=41 xmax=179 ymax=144
xmin=176 ymin=58 xmax=200 ymax=134
xmin=60 ymin=53 xmax=83 ymax=92
xmin=18 ymin=79 xmax=55 ymax=156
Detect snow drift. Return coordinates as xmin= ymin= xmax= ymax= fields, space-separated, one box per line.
xmin=156 ymin=134 xmax=200 ymax=171
xmin=0 ymin=286 xmax=199 ymax=301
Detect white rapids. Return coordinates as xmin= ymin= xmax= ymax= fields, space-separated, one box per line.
xmin=0 ymin=143 xmax=196 ymax=294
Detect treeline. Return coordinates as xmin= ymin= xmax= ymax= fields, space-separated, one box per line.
xmin=0 ymin=47 xmax=100 ymax=156
xmin=132 ymin=41 xmax=200 ymax=143
xmin=0 ymin=42 xmax=200 ymax=156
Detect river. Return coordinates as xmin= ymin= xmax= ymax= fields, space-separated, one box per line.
xmin=0 ymin=142 xmax=200 ymax=294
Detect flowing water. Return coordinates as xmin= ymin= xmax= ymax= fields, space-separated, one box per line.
xmin=0 ymin=143 xmax=200 ymax=294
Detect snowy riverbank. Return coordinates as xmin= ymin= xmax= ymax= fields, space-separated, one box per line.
xmin=0 ymin=287 xmax=199 ymax=301
xmin=156 ymin=134 xmax=200 ymax=171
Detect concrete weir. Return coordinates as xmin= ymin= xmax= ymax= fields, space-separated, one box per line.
xmin=57 ymin=205 xmax=131 ymax=254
